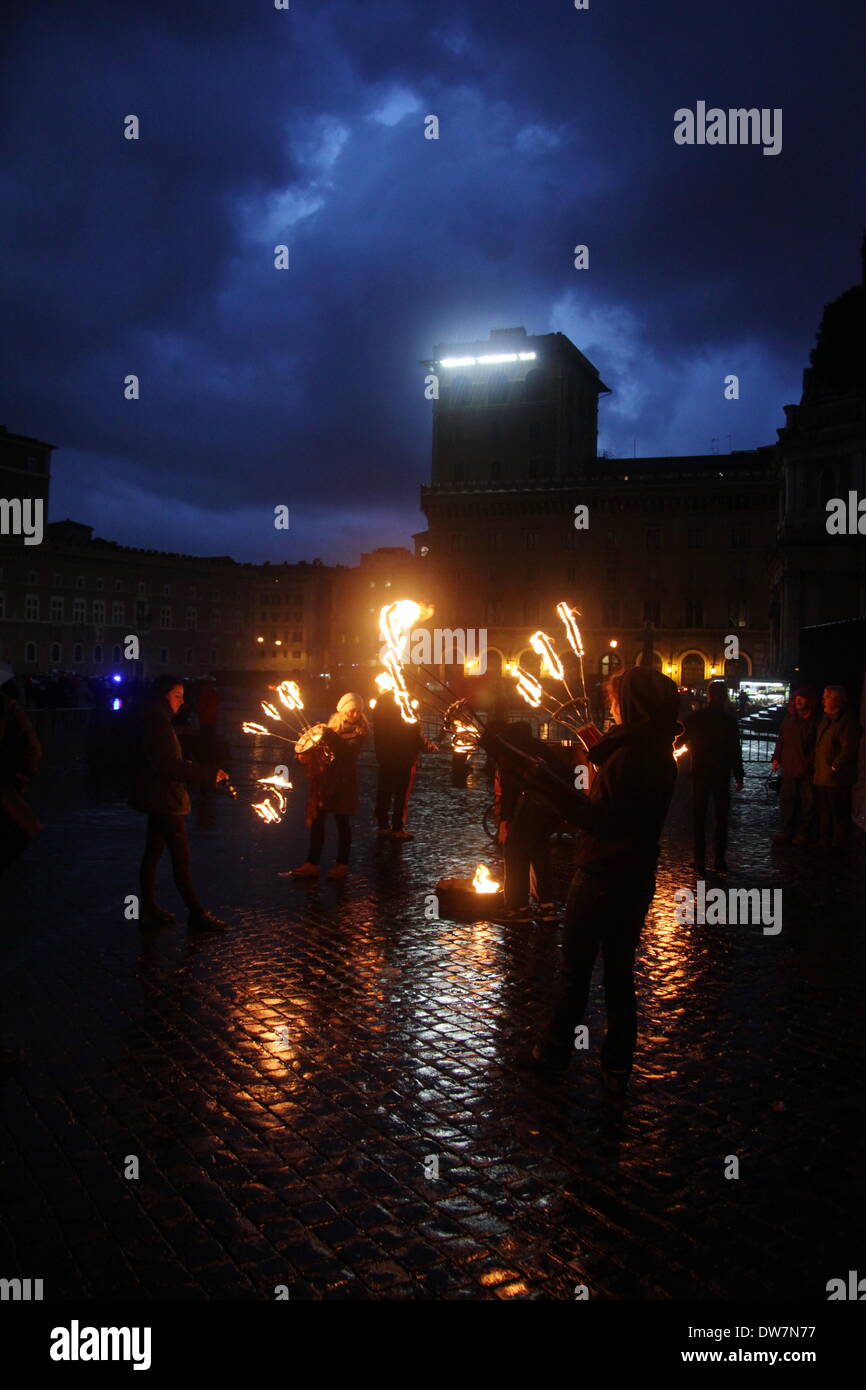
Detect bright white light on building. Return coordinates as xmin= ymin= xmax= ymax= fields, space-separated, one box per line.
xmin=439 ymin=352 xmax=537 ymax=368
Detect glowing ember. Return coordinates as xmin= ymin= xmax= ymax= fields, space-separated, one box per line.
xmin=472 ymin=863 xmax=500 ymax=894
xmin=529 ymin=630 xmax=565 ymax=681
xmin=556 ymin=601 xmax=585 ymax=658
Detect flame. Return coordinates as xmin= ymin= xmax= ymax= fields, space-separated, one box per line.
xmin=530 ymin=630 xmax=565 ymax=681
xmin=242 ymin=721 xmax=270 ymax=736
xmin=261 ymin=701 xmax=281 ymax=721
xmin=374 ymin=671 xmax=396 ymax=692
xmin=472 ymin=863 xmax=500 ymax=894
xmin=511 ymin=665 xmax=543 ymax=709
xmin=556 ymin=601 xmax=585 ymax=658
xmin=258 ymin=773 xmax=292 ymax=792
xmin=452 ymin=720 xmax=478 ymax=753
xmin=251 ymin=796 xmax=282 ymax=823
xmin=673 ymin=743 xmax=688 ymax=760
xmin=276 ymin=680 xmax=304 ymax=711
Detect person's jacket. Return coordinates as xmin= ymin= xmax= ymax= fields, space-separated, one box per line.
xmin=301 ymin=722 xmax=367 ymax=821
xmin=684 ymin=705 xmax=744 ymax=785
xmin=373 ymin=698 xmax=426 ymax=765
xmin=483 ymin=667 xmax=680 ymax=886
xmin=128 ymin=697 xmax=216 ymax=815
xmin=814 ymin=710 xmax=861 ymax=788
xmin=772 ymin=710 xmax=818 ymax=778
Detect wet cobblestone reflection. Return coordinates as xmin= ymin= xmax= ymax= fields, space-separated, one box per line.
xmin=1 ymin=742 xmax=864 ymax=1299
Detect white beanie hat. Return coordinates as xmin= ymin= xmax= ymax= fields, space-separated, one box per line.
xmin=337 ymin=691 xmax=365 ymax=713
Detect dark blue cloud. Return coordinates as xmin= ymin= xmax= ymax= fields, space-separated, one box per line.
xmin=1 ymin=0 xmax=863 ymax=562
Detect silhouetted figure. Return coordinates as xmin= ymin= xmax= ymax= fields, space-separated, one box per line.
xmin=683 ymin=681 xmax=743 ymax=873
xmin=128 ymin=674 xmax=230 ymax=930
xmin=483 ymin=667 xmax=681 ymax=1094
xmin=814 ymin=686 xmax=861 ymax=850
xmin=373 ymin=694 xmax=434 ymax=839
xmin=772 ymin=686 xmax=819 ymax=844
xmin=499 ymin=721 xmax=560 ymax=920
xmin=0 ymin=662 xmax=42 ymax=877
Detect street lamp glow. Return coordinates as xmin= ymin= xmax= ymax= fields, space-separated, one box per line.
xmin=609 ymin=639 xmax=618 ymax=649
xmin=256 ymin=636 xmax=264 ymax=643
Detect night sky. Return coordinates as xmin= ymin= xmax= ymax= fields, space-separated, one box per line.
xmin=2 ymin=0 xmax=863 ymax=564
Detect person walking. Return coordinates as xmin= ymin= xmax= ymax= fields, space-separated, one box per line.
xmin=128 ymin=675 xmax=231 ymax=930
xmin=813 ymin=685 xmax=861 ymax=850
xmin=0 ymin=662 xmax=42 ymax=878
xmin=771 ymin=686 xmax=819 ymax=844
xmin=683 ymin=681 xmax=744 ymax=874
xmin=482 ymin=667 xmax=681 ymax=1094
xmin=291 ymin=692 xmax=368 ymax=880
xmin=373 ymin=693 xmax=435 ymax=840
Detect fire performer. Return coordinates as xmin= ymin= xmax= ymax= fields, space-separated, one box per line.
xmin=497 ymin=721 xmax=561 ymax=922
xmin=291 ymin=693 xmax=368 ymax=879
xmin=481 ymin=666 xmax=680 ymax=1095
xmin=373 ymin=692 xmax=436 ymax=840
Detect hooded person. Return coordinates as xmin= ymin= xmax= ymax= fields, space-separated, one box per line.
xmin=481 ymin=665 xmax=681 ymax=1092
xmin=498 ymin=720 xmax=563 ymax=921
xmin=291 ymin=692 xmax=369 ymax=879
xmin=813 ymin=685 xmax=861 ymax=849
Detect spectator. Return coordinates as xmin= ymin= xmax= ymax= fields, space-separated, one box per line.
xmin=771 ymin=686 xmax=819 ymax=844
xmin=814 ymin=686 xmax=861 ymax=850
xmin=683 ymin=681 xmax=744 ymax=873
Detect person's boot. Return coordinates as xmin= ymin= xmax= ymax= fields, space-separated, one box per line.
xmin=518 ymin=1039 xmax=571 ymax=1072
xmin=600 ymin=1063 xmax=630 ymax=1097
xmin=288 ymin=861 xmax=320 ymax=878
xmin=188 ymin=909 xmax=228 ymax=932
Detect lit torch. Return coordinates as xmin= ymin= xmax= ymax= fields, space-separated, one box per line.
xmin=529 ymin=630 xmax=565 ymax=682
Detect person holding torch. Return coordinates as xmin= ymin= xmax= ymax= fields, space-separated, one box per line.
xmin=481 ymin=666 xmax=680 ymax=1095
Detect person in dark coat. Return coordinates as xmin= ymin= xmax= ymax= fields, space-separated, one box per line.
xmin=498 ymin=721 xmax=561 ymax=921
xmin=291 ymin=693 xmax=368 ymax=879
xmin=0 ymin=662 xmax=42 ymax=876
xmin=813 ymin=685 xmax=861 ymax=849
xmin=128 ymin=674 xmax=230 ymax=929
xmin=771 ymin=686 xmax=819 ymax=844
xmin=373 ymin=692 xmax=435 ymax=839
xmin=482 ymin=666 xmax=680 ymax=1093
xmin=682 ymin=681 xmax=744 ymax=873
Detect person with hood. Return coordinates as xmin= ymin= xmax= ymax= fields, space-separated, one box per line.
xmin=128 ymin=674 xmax=230 ymax=930
xmin=373 ymin=691 xmax=436 ymax=839
xmin=291 ymin=692 xmax=368 ymax=879
xmin=0 ymin=661 xmax=42 ymax=876
xmin=813 ymin=685 xmax=861 ymax=849
xmin=771 ymin=686 xmax=819 ymax=844
xmin=481 ymin=666 xmax=680 ymax=1094
xmin=682 ymin=681 xmax=744 ymax=873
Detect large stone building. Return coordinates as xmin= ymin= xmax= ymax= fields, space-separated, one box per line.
xmin=418 ymin=327 xmax=777 ymax=693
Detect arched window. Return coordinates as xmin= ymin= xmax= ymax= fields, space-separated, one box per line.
xmin=680 ymin=652 xmax=705 ymax=687
xmin=73 ymin=643 xmax=83 ymax=663
xmin=93 ymin=645 xmax=103 ymax=664
xmin=50 ymin=642 xmax=62 ymax=664
xmin=600 ymin=652 xmax=623 ymax=678
xmin=25 ymin=641 xmax=37 ymax=664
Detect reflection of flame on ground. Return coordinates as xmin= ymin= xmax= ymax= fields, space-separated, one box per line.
xmin=472 ymin=863 xmax=500 ymax=894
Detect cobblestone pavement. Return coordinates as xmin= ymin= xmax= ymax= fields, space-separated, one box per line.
xmin=1 ymin=725 xmax=865 ymax=1301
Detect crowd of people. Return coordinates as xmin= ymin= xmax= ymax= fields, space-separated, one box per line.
xmin=0 ymin=662 xmax=862 ymax=1091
